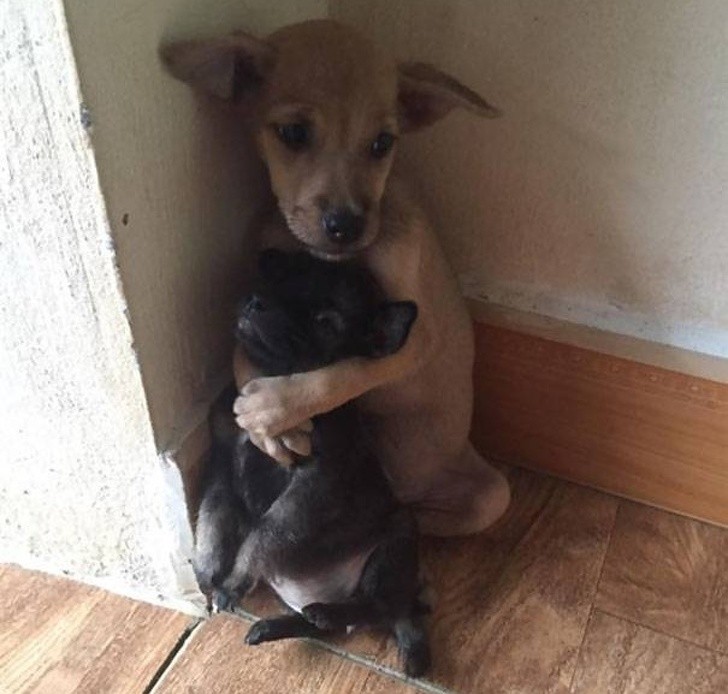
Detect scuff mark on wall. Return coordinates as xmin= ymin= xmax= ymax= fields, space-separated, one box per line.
xmin=79 ymin=102 xmax=92 ymax=130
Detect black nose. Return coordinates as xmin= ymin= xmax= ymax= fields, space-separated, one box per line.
xmin=245 ymin=295 xmax=266 ymax=314
xmin=322 ymin=209 xmax=365 ymax=244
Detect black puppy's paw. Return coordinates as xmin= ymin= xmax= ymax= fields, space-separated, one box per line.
xmin=402 ymin=639 xmax=432 ymax=679
xmin=211 ymin=588 xmax=238 ymax=614
xmin=245 ymin=620 xmax=272 ymax=646
xmin=301 ymin=603 xmax=338 ymax=630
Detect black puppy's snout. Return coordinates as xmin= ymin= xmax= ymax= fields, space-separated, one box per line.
xmin=322 ymin=208 xmax=365 ymax=244
xmin=245 ymin=294 xmax=266 ymax=315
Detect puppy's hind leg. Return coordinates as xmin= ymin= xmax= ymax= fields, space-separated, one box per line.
xmin=218 ymin=531 xmax=260 ymax=612
xmin=194 ymin=474 xmax=246 ymax=606
xmin=394 ymin=614 xmax=431 ymax=678
xmin=245 ymin=614 xmax=331 ymax=645
xmin=416 ymin=443 xmax=511 ymax=537
xmin=356 ymin=515 xmax=432 ymax=677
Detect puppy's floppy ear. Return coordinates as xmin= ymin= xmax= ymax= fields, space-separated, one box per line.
xmin=160 ymin=31 xmax=275 ymax=102
xmin=397 ymin=62 xmax=501 ymax=132
xmin=365 ymin=301 xmax=418 ymax=358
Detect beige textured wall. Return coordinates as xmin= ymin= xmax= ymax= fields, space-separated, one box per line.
xmin=0 ymin=0 xmax=198 ymax=605
xmin=332 ymin=0 xmax=728 ymax=358
xmin=63 ymin=0 xmax=327 ymax=450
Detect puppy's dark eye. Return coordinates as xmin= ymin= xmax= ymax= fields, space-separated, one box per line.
xmin=370 ymin=132 xmax=396 ymax=159
xmin=275 ymin=122 xmax=311 ymax=151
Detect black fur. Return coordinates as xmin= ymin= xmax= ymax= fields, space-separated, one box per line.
xmin=194 ymin=250 xmax=430 ymax=677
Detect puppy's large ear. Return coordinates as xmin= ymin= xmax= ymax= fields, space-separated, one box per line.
xmin=398 ymin=62 xmax=501 ymax=132
xmin=160 ymin=32 xmax=275 ymax=102
xmin=365 ymin=301 xmax=418 ymax=358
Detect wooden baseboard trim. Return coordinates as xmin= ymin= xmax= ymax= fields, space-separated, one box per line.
xmin=470 ymin=303 xmax=728 ymax=527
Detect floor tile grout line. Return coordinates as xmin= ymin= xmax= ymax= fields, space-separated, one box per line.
xmin=595 ymin=607 xmax=728 ymax=658
xmin=226 ymin=608 xmax=454 ymax=694
xmin=567 ymin=605 xmax=595 ymax=693
xmin=143 ymin=617 xmax=204 ymax=694
xmin=567 ymin=498 xmax=622 ymax=693
xmin=307 ymin=636 xmax=454 ymax=694
xmin=587 ymin=497 xmax=728 ymax=658
xmin=593 ymin=499 xmax=622 ymax=602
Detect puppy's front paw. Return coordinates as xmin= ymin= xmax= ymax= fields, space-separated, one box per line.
xmin=244 ymin=620 xmax=272 ymax=646
xmin=234 ymin=375 xmax=314 ymax=439
xmin=301 ymin=603 xmax=338 ymax=630
xmin=248 ymin=429 xmax=295 ymax=467
xmin=279 ymin=425 xmax=313 ymax=457
xmin=211 ymin=589 xmax=237 ymax=614
xmin=234 ymin=377 xmax=291 ymax=436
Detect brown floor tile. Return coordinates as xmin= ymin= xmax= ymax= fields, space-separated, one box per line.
xmin=416 ymin=471 xmax=617 ymax=693
xmin=155 ymin=613 xmax=416 ymax=694
xmin=243 ymin=468 xmax=619 ymax=694
xmin=571 ymin=610 xmax=728 ymax=693
xmin=0 ymin=564 xmax=191 ymax=693
xmin=596 ymin=502 xmax=728 ymax=653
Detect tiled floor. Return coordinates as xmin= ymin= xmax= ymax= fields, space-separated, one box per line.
xmin=3 ymin=467 xmax=728 ymax=693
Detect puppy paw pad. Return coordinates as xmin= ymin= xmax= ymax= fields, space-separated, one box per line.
xmin=301 ymin=603 xmax=336 ymax=630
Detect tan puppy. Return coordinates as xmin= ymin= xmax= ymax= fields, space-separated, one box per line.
xmin=162 ymin=20 xmax=510 ymax=535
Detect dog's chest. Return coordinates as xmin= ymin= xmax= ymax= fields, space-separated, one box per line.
xmin=269 ymin=547 xmax=375 ymax=614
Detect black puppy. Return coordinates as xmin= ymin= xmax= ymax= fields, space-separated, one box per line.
xmin=194 ymin=250 xmax=430 ymax=677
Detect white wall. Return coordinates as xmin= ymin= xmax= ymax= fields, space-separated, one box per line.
xmin=332 ymin=0 xmax=728 ymax=359
xmin=63 ymin=0 xmax=327 ymax=450
xmin=0 ymin=0 xmax=198 ymax=605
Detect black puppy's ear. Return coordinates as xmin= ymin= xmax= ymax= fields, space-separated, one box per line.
xmin=160 ymin=31 xmax=276 ymax=103
xmin=365 ymin=301 xmax=418 ymax=358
